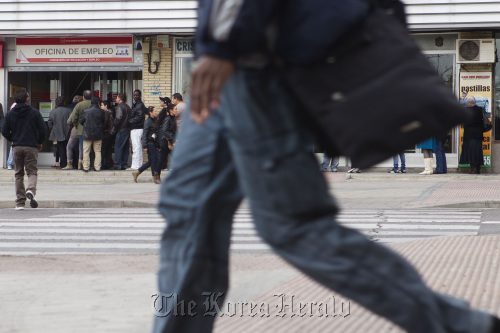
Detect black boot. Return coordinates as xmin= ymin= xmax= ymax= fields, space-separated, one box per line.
xmin=469 ymin=164 xmax=475 ymax=174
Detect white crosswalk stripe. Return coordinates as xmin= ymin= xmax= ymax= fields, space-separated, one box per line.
xmin=0 ymin=209 xmax=483 ymax=255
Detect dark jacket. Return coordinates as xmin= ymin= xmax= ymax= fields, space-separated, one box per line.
xmin=48 ymin=106 xmax=73 ymax=142
xmin=1 ymin=103 xmax=47 ymax=148
xmin=141 ymin=116 xmax=159 ymax=148
xmin=103 ymin=109 xmax=114 ymax=139
xmin=112 ymin=102 xmax=131 ymax=134
xmin=0 ymin=103 xmax=4 ymax=129
xmin=128 ymin=99 xmax=146 ymax=130
xmin=157 ymin=114 xmax=177 ymax=147
xmin=463 ymin=105 xmax=484 ymax=141
xmin=79 ymin=104 xmax=105 ymax=141
xmin=195 ymin=0 xmax=370 ymax=64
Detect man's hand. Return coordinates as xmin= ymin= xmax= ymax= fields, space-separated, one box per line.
xmin=190 ymin=56 xmax=235 ymax=124
xmin=37 ymin=144 xmax=42 ymax=152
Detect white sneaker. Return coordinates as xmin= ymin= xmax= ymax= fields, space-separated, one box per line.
xmin=7 ymin=166 xmax=13 ymax=170
xmin=15 ymin=206 xmax=24 ymax=211
xmin=26 ymin=190 xmax=38 ymax=208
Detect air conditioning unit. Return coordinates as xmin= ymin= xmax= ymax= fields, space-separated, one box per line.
xmin=456 ymin=39 xmax=496 ymax=64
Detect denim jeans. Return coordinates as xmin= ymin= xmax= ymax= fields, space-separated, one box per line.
xmin=138 ymin=141 xmax=158 ymax=176
xmin=393 ymin=152 xmax=406 ymax=171
xmin=154 ymin=68 xmax=492 ymax=333
xmin=435 ymin=139 xmax=447 ymax=173
xmin=114 ymin=130 xmax=130 ymax=169
xmin=7 ymin=146 xmax=14 ymax=168
xmin=320 ymin=154 xmax=339 ymax=171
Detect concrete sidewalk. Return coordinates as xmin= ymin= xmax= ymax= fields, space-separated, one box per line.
xmin=1 ymin=169 xmax=500 ymax=332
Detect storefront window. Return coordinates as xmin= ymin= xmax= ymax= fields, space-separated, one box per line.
xmin=173 ymin=38 xmax=194 ymax=102
xmin=494 ymin=33 xmax=500 ymax=140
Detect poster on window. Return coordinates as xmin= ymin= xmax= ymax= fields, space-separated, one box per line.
xmin=458 ymin=72 xmax=492 ymax=167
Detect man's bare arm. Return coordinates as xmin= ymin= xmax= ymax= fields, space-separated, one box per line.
xmin=190 ymin=56 xmax=235 ymax=124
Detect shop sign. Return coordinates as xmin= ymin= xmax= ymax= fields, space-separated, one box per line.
xmin=459 ymin=72 xmax=492 ymax=167
xmin=16 ymin=37 xmax=133 ymax=63
xmin=175 ymin=38 xmax=194 ymax=54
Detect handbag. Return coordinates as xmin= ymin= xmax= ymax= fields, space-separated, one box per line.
xmin=279 ymin=2 xmax=472 ymax=168
xmin=482 ymin=110 xmax=492 ymax=132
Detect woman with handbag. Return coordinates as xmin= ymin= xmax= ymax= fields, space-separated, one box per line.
xmin=153 ymin=103 xmax=177 ymax=184
xmin=460 ymin=97 xmax=484 ymax=174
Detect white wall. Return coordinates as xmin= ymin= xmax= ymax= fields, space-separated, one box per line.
xmin=0 ymin=1 xmax=198 ymax=35
xmin=403 ymin=0 xmax=500 ymax=30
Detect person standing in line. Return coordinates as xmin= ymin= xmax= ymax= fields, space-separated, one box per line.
xmin=154 ymin=103 xmax=177 ymax=184
xmin=112 ymin=93 xmax=131 ymax=170
xmin=132 ymin=106 xmax=159 ymax=182
xmin=68 ymin=95 xmax=80 ymax=110
xmin=460 ymin=97 xmax=484 ymax=174
xmin=100 ymin=100 xmax=114 ymax=170
xmin=47 ymin=96 xmax=73 ymax=169
xmin=71 ymin=90 xmax=92 ymax=170
xmin=417 ymin=137 xmax=435 ymax=175
xmin=79 ymin=96 xmax=106 ymax=172
xmin=434 ymin=132 xmax=448 ymax=174
xmin=388 ymin=152 xmax=406 ymax=173
xmin=62 ymin=107 xmax=80 ymax=170
xmin=172 ymin=93 xmax=186 ymax=130
xmin=1 ymin=89 xmax=46 ymax=210
xmin=152 ymin=1 xmax=500 ymax=332
xmin=320 ymin=152 xmax=339 ymax=172
xmin=128 ymin=89 xmax=146 ymax=170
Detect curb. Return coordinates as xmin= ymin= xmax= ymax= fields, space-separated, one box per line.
xmin=0 ymin=200 xmax=157 ymax=209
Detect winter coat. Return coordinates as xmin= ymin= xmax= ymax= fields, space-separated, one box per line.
xmin=157 ymin=114 xmax=177 ymax=147
xmin=416 ymin=137 xmax=436 ymax=150
xmin=71 ymin=99 xmax=92 ymax=136
xmin=141 ymin=116 xmax=159 ymax=148
xmin=128 ymin=99 xmax=146 ymax=130
xmin=112 ymin=102 xmax=131 ymax=134
xmin=79 ymin=105 xmax=105 ymax=141
xmin=1 ymin=103 xmax=47 ymax=148
xmin=67 ymin=110 xmax=78 ymax=139
xmin=102 ymin=109 xmax=114 ymax=139
xmin=463 ymin=105 xmax=484 ymax=141
xmin=48 ymin=106 xmax=73 ymax=141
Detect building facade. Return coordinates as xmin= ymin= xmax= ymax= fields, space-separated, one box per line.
xmin=0 ymin=1 xmax=499 ymax=171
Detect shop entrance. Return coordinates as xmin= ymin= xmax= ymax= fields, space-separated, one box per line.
xmin=6 ymin=70 xmax=142 ymax=166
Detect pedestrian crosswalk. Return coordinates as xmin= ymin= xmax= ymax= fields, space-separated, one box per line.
xmin=0 ymin=208 xmax=484 ymax=255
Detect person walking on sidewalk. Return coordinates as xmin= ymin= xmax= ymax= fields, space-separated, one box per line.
xmin=172 ymin=93 xmax=186 ymax=130
xmin=388 ymin=152 xmax=406 ymax=173
xmin=128 ymin=89 xmax=146 ymax=170
xmin=154 ymin=103 xmax=177 ymax=184
xmin=132 ymin=106 xmax=159 ymax=183
xmin=152 ymin=1 xmax=500 ymax=332
xmin=79 ymin=96 xmax=106 ymax=172
xmin=1 ymin=89 xmax=46 ymax=210
xmin=48 ymin=96 xmax=72 ymax=169
xmin=417 ymin=137 xmax=435 ymax=175
xmin=71 ymin=90 xmax=92 ymax=170
xmin=112 ymin=93 xmax=131 ymax=170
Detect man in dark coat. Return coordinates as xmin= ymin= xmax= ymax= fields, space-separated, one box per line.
xmin=152 ymin=1 xmax=500 ymax=333
xmin=1 ymin=89 xmax=46 ymax=210
xmin=111 ymin=93 xmax=131 ymax=170
xmin=79 ymin=96 xmax=105 ymax=172
xmin=48 ymin=96 xmax=72 ymax=169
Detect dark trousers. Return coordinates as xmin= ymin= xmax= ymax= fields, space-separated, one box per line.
xmin=13 ymin=146 xmax=38 ymax=207
xmin=139 ymin=141 xmax=158 ymax=176
xmin=57 ymin=140 xmax=68 ymax=168
xmin=435 ymin=139 xmax=447 ymax=173
xmin=114 ymin=131 xmax=130 ymax=169
xmin=101 ymin=136 xmax=114 ymax=169
xmin=156 ymin=143 xmax=171 ymax=175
